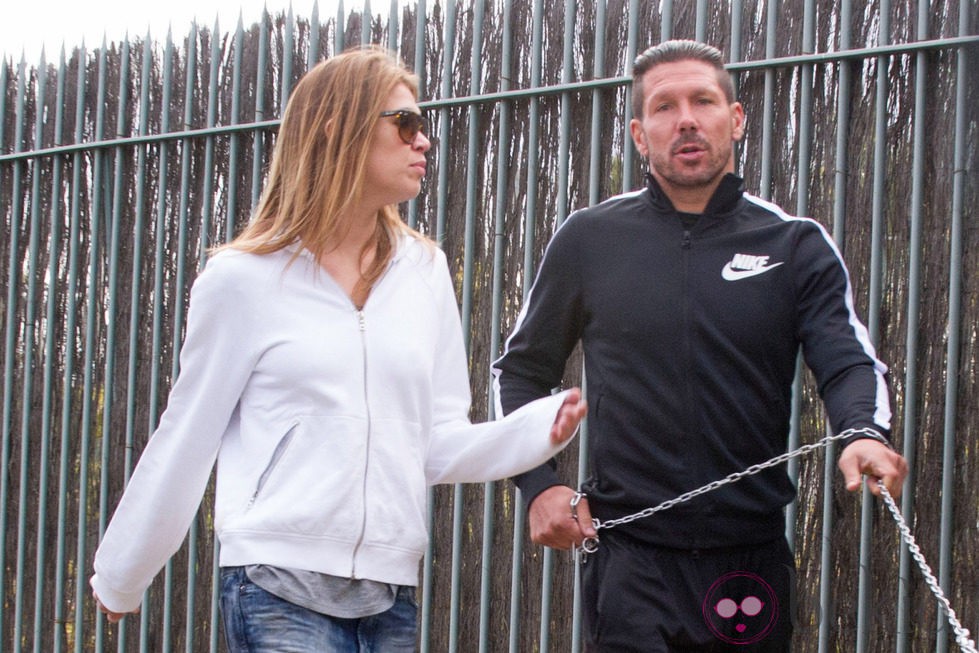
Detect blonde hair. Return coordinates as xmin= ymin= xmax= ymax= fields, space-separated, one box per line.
xmin=225 ymin=45 xmax=428 ymax=288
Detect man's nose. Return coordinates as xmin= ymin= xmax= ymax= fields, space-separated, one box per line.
xmin=677 ymin=101 xmax=698 ymax=131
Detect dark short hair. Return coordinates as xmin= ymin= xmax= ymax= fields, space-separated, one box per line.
xmin=631 ymin=40 xmax=736 ymax=118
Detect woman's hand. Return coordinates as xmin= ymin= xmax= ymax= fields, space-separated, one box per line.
xmin=94 ymin=590 xmax=138 ymax=624
xmin=550 ymin=388 xmax=587 ymax=445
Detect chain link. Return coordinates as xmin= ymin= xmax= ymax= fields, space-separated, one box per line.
xmin=878 ymin=485 xmax=978 ymax=653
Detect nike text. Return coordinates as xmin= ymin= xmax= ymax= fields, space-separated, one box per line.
xmin=721 ymin=254 xmax=784 ymax=281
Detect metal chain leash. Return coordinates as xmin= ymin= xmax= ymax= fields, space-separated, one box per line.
xmin=579 ymin=427 xmax=869 ymax=550
xmin=572 ymin=426 xmax=977 ymax=652
xmin=878 ymin=485 xmax=978 ymax=653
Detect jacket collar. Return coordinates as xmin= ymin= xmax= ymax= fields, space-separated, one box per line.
xmin=645 ymin=171 xmax=745 ymax=216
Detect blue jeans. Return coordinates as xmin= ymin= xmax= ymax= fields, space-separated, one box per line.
xmin=220 ymin=566 xmax=418 ymax=652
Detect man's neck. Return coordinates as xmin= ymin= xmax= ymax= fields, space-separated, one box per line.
xmin=646 ymin=171 xmax=744 ymax=217
xmin=659 ymin=179 xmax=722 ymax=214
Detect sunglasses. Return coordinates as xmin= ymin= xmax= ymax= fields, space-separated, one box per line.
xmin=380 ymin=110 xmax=429 ymax=144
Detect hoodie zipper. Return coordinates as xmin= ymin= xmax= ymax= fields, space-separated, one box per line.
xmin=324 ymin=251 xmax=397 ymax=577
xmin=350 ymin=308 xmax=371 ymax=578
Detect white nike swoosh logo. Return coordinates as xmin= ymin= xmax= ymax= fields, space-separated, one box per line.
xmin=721 ymin=262 xmax=784 ymax=281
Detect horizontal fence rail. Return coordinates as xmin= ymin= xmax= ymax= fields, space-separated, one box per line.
xmin=4 ymin=34 xmax=979 ymax=165
xmin=1 ymin=1 xmax=977 ymax=651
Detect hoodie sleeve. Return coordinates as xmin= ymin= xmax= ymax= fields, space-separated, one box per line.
xmin=90 ymin=254 xmax=263 ymax=613
xmin=423 ymin=250 xmax=577 ymax=485
xmin=794 ymin=220 xmax=892 ymax=444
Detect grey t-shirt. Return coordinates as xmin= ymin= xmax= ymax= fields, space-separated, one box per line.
xmin=246 ymin=565 xmax=398 ymax=619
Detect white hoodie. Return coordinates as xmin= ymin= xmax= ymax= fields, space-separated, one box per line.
xmin=91 ymin=237 xmax=574 ymax=613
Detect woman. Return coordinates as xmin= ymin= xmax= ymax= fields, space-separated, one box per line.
xmin=90 ymin=46 xmax=586 ymax=651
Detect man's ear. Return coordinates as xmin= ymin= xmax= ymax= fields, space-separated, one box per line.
xmin=731 ymin=102 xmax=745 ymax=141
xmin=629 ymin=118 xmax=647 ymax=158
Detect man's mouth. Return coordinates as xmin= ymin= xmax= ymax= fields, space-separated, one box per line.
xmin=673 ymin=141 xmax=706 ymax=155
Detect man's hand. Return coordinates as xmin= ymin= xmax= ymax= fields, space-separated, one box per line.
xmin=549 ymin=388 xmax=587 ymax=445
xmin=94 ymin=590 xmax=138 ymax=624
xmin=527 ymin=485 xmax=597 ymax=550
xmin=838 ymin=438 xmax=908 ymax=498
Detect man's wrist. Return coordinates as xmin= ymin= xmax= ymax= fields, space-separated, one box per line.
xmin=841 ymin=427 xmax=894 ymax=451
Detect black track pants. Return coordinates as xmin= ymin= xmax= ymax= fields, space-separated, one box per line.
xmin=582 ymin=535 xmax=795 ymax=652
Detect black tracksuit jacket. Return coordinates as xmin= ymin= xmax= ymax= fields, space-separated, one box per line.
xmin=492 ymin=173 xmax=892 ymax=549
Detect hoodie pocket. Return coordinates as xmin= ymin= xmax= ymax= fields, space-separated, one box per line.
xmin=247 ymin=421 xmax=299 ymax=509
xmin=238 ymin=415 xmax=368 ymax=540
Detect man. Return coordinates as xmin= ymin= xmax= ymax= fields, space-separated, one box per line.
xmin=492 ymin=40 xmax=908 ymax=651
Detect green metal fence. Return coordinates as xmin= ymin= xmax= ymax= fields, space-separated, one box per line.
xmin=1 ymin=0 xmax=977 ymax=651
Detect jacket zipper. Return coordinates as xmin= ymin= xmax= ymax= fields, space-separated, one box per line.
xmin=246 ymin=422 xmax=299 ymax=509
xmin=680 ymin=225 xmax=697 ymax=473
xmin=350 ymin=308 xmax=371 ymax=578
xmin=680 ymin=224 xmax=713 ymax=529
